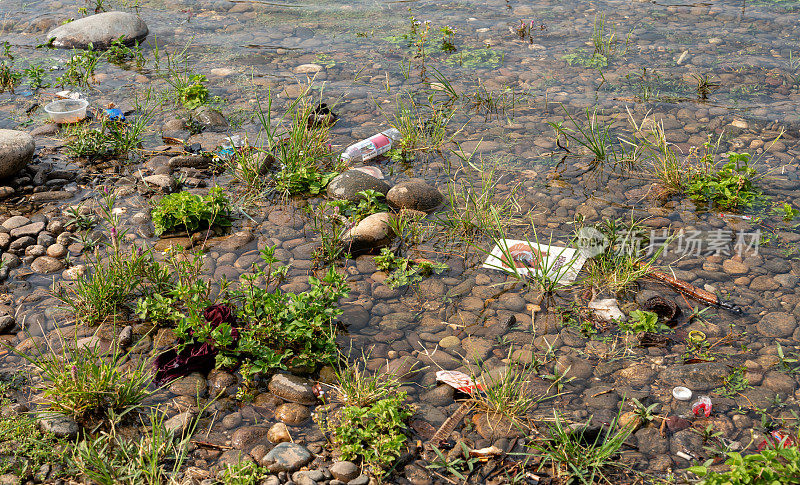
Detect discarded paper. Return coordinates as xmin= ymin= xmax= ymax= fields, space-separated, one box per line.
xmin=482 ymin=239 xmax=587 ymax=284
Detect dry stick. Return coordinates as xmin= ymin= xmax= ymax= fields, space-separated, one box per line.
xmin=640 ymin=264 xmax=742 ymax=313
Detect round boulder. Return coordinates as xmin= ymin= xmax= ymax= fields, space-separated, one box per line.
xmin=757 ymin=312 xmax=796 ymax=338
xmin=0 ymin=129 xmax=35 ymax=180
xmin=327 ymin=169 xmax=391 ymax=202
xmin=46 ymin=11 xmax=149 ymax=50
xmin=340 ymin=212 xmax=394 ymax=255
xmin=386 ymin=179 xmax=443 ymax=212
xmin=268 ymin=373 xmax=318 ymax=405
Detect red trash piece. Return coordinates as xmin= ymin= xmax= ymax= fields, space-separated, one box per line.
xmin=691 ymin=396 xmax=712 ymax=417
xmin=436 ymin=370 xmax=483 ymax=393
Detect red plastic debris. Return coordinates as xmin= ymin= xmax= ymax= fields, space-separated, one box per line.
xmin=691 ymin=396 xmax=712 ymax=417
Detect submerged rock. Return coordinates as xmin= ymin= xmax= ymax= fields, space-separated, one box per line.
xmin=46 ymin=12 xmax=149 ymax=50
xmin=0 ymin=130 xmax=35 ymax=180
xmin=327 ymin=169 xmax=390 ymax=202
xmin=386 ymin=179 xmax=443 ymax=212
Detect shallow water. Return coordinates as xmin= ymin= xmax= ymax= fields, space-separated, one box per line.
xmin=1 ymin=0 xmax=800 ymax=481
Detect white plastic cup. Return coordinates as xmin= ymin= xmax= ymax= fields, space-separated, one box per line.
xmin=44 ymin=98 xmax=89 ymax=124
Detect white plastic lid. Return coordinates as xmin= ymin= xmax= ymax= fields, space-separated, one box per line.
xmin=672 ymin=386 xmax=692 ymax=401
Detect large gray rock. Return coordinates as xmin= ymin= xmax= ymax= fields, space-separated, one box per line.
xmin=0 ymin=130 xmax=35 ymax=180
xmin=327 ymin=169 xmax=391 ymax=202
xmin=46 ymin=12 xmax=149 ymax=50
xmin=261 ymin=442 xmax=314 ymax=473
xmin=340 ymin=212 xmax=394 ymax=255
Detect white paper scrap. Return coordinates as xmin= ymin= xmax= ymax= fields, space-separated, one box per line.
xmin=482 ymin=239 xmax=587 ymax=284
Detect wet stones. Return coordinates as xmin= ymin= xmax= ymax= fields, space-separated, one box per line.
xmin=275 ymin=402 xmax=311 ymax=425
xmin=46 ymin=11 xmax=149 ymax=50
xmin=261 ymin=442 xmax=313 ymax=473
xmin=386 ymin=180 xmax=443 ymax=212
xmin=327 ymin=170 xmax=390 ymax=202
xmin=0 ymin=130 xmax=35 ymax=180
xmin=340 ymin=212 xmax=394 ymax=254
xmin=757 ymin=312 xmax=796 ymax=338
xmin=268 ymin=374 xmax=318 ymax=405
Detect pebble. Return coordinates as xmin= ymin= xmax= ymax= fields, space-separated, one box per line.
xmin=267 ymin=422 xmax=291 ymax=443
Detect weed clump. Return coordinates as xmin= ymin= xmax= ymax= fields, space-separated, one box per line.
xmin=151 ymin=187 xmax=232 ymax=236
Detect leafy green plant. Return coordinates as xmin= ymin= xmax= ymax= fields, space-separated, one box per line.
xmin=106 ymin=37 xmax=145 ymax=68
xmin=772 ymin=202 xmax=799 ymax=222
xmin=439 ymin=25 xmax=457 ymax=52
xmin=0 ymin=42 xmax=21 ymax=93
xmin=177 ymin=74 xmax=210 ymax=109
xmin=219 ymin=460 xmax=270 ymax=485
xmin=688 ymin=446 xmax=800 ymax=484
xmin=56 ymin=48 xmax=101 ymax=88
xmin=714 ymin=366 xmax=750 ymax=398
xmin=686 ymin=152 xmax=761 ymax=210
xmin=325 ymin=393 xmax=412 ymax=477
xmin=374 ymin=248 xmax=448 ymax=288
xmin=619 ymin=310 xmax=669 ymax=334
xmin=174 ymin=247 xmax=349 ymax=387
xmin=630 ymin=398 xmax=659 ymax=424
xmin=23 ymin=63 xmax=50 ymax=90
xmin=426 ymin=442 xmax=480 ymax=482
xmin=151 ymin=187 xmax=232 ymax=236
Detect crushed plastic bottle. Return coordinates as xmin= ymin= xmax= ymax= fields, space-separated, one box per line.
xmin=691 ymin=395 xmax=712 ymax=417
xmin=340 ymin=128 xmax=401 ymax=163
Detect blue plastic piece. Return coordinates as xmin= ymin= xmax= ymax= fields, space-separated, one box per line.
xmin=104 ymin=108 xmax=125 ymax=121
